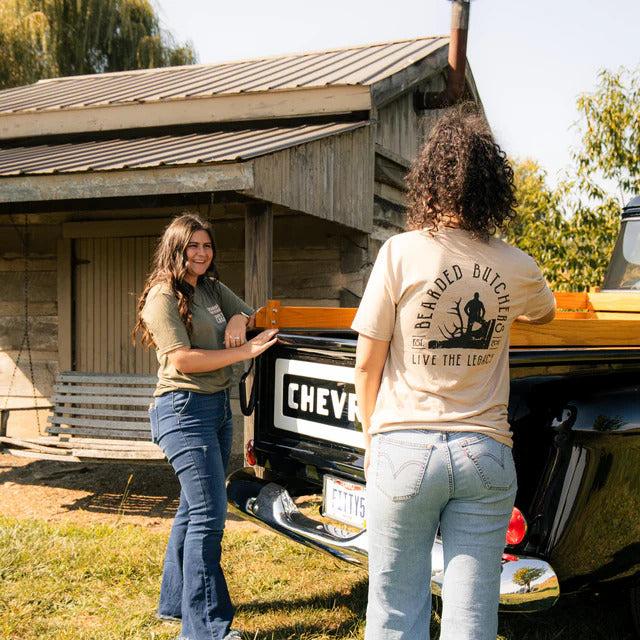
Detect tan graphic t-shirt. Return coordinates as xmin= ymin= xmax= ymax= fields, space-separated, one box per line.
xmin=142 ymin=278 xmax=253 ymax=396
xmin=351 ymin=228 xmax=555 ymax=446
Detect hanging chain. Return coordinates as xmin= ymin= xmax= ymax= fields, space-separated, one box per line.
xmin=23 ymin=215 xmax=41 ymax=430
xmin=3 ymin=215 xmax=42 ymax=431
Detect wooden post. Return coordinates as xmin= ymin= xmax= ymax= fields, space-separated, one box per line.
xmin=57 ymin=237 xmax=73 ymax=371
xmin=243 ymin=203 xmax=273 ymax=467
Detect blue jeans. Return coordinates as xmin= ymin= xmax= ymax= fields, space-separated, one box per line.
xmin=150 ymin=389 xmax=234 ymax=640
xmin=365 ymin=430 xmax=516 ymax=640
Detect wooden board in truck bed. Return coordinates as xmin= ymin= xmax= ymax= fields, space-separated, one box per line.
xmin=254 ymin=292 xmax=640 ymax=348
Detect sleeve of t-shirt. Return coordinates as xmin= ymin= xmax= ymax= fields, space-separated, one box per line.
xmin=216 ymin=281 xmax=254 ymax=319
xmin=141 ymin=287 xmax=190 ymax=356
xmin=521 ymin=257 xmax=556 ymax=322
xmin=351 ymin=239 xmax=396 ymax=341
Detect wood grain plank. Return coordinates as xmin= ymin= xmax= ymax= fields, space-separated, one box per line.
xmin=45 ymin=406 xmax=148 ymax=419
xmin=53 ymin=384 xmax=154 ymax=396
xmin=510 ymin=319 xmax=640 ymax=347
xmin=255 ymin=301 xmax=640 ymax=348
xmin=49 ymin=394 xmax=152 ymax=406
xmin=256 ymin=303 xmax=356 ymax=329
xmin=71 ymin=448 xmax=165 ymax=460
xmin=588 ymin=292 xmax=640 ymax=312
xmin=57 ymin=372 xmax=157 ymax=384
xmin=48 ymin=416 xmax=149 ymax=430
xmin=2 ymin=447 xmax=81 ymax=461
xmin=46 ymin=426 xmax=151 ymax=439
xmin=554 ymin=292 xmax=590 ymax=310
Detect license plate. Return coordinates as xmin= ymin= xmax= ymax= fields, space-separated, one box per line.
xmin=322 ymin=474 xmax=366 ymax=529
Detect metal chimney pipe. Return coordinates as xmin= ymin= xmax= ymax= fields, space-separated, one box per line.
xmin=414 ymin=0 xmax=470 ymax=110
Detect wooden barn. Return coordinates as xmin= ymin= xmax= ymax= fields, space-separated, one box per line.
xmin=0 ymin=25 xmax=481 ymax=458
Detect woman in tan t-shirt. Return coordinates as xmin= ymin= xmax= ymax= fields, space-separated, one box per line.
xmin=133 ymin=213 xmax=277 ymax=640
xmin=352 ymin=105 xmax=555 ymax=640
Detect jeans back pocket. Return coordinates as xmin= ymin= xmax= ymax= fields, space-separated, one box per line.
xmin=460 ymin=435 xmax=516 ymax=491
xmin=374 ymin=435 xmax=433 ymax=501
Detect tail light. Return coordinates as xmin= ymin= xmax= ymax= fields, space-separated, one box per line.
xmin=505 ymin=506 xmax=527 ymax=546
xmin=246 ymin=439 xmax=257 ymax=466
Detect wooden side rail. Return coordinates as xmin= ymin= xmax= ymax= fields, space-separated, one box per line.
xmin=255 ymin=294 xmax=640 ymax=348
xmin=555 ymin=291 xmax=640 ymax=315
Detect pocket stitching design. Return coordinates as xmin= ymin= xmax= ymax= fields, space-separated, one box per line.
xmin=462 ymin=440 xmax=515 ymax=492
xmin=375 ymin=441 xmax=433 ymax=501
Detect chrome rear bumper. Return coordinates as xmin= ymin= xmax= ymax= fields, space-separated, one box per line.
xmin=227 ymin=467 xmax=560 ymax=612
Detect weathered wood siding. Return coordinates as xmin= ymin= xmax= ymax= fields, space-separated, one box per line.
xmin=0 ymin=217 xmax=59 ymax=435
xmin=213 ymin=212 xmax=367 ymax=307
xmin=376 ymin=76 xmax=447 ymax=165
xmin=370 ymin=78 xmax=454 ymax=291
xmin=248 ymin=126 xmax=375 ymax=233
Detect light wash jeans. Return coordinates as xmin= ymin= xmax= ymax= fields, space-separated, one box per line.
xmin=365 ymin=430 xmax=516 ymax=640
xmin=150 ymin=389 xmax=234 ymax=640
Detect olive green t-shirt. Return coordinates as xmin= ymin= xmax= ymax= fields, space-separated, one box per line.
xmin=141 ymin=278 xmax=253 ymax=396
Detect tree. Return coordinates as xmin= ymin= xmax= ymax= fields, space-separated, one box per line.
xmin=573 ymin=67 xmax=640 ymax=202
xmin=504 ymin=159 xmax=570 ymax=290
xmin=0 ymin=0 xmax=196 ymax=89
xmin=512 ymin=566 xmax=546 ymax=592
xmin=506 ymin=66 xmax=639 ymax=291
xmin=560 ymin=66 xmax=637 ymax=289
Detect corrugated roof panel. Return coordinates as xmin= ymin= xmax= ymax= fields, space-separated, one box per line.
xmin=0 ymin=38 xmax=446 ymax=114
xmin=279 ymin=40 xmax=426 ymax=89
xmin=0 ymin=76 xmax=122 ymax=112
xmin=114 ymin=61 xmax=259 ymax=102
xmin=0 ymin=121 xmax=369 ymax=176
xmin=339 ymin=39 xmax=445 ymax=85
xmin=212 ymin=50 xmax=358 ymax=94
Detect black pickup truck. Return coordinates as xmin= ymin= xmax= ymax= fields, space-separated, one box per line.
xmin=227 ymin=197 xmax=640 ymax=625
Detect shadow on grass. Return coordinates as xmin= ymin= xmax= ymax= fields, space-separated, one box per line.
xmin=237 ymin=578 xmax=368 ymax=617
xmin=235 ymin=579 xmax=368 ymax=639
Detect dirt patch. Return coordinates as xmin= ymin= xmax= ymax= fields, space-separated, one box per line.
xmin=0 ymin=452 xmax=263 ymax=533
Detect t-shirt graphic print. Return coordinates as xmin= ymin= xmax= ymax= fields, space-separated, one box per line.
xmin=352 ymin=229 xmax=555 ymax=445
xmin=412 ymin=263 xmax=513 ymax=367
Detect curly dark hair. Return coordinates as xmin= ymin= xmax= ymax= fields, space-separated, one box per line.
xmin=132 ymin=212 xmax=219 ymax=350
xmin=405 ymin=103 xmax=517 ymax=239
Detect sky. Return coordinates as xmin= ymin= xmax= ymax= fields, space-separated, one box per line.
xmin=153 ymin=0 xmax=640 ymax=188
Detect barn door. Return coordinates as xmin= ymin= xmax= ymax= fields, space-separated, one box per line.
xmin=73 ymin=236 xmax=157 ymax=374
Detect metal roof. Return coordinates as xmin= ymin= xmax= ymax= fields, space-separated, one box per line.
xmin=0 ymin=121 xmax=369 ymax=176
xmin=0 ymin=38 xmax=446 ymax=115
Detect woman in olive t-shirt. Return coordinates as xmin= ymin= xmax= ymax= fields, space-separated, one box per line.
xmin=133 ymin=213 xmax=277 ymax=640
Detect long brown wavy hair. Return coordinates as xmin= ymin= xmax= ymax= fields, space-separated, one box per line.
xmin=405 ymin=103 xmax=517 ymax=239
xmin=132 ymin=213 xmax=219 ymax=349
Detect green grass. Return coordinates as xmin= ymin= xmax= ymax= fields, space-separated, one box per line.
xmin=0 ymin=515 xmax=636 ymax=639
